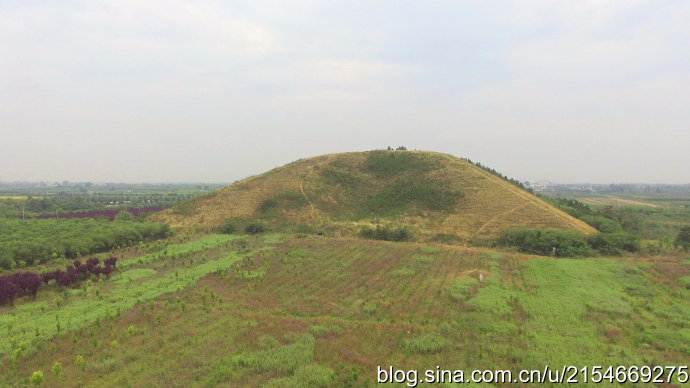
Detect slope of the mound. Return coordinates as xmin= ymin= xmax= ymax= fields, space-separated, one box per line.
xmin=155 ymin=150 xmax=595 ymax=240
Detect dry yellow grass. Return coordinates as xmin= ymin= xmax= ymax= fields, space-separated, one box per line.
xmin=155 ymin=151 xmax=595 ymax=240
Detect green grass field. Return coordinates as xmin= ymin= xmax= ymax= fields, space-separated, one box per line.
xmin=2 ymin=234 xmax=688 ymax=387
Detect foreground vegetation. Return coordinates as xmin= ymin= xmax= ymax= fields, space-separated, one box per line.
xmin=0 ymin=257 xmax=117 ymax=306
xmin=0 ymin=234 xmax=248 ymax=360
xmin=2 ymin=233 xmax=688 ymax=387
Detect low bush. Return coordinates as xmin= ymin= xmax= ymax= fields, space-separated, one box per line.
xmin=245 ymin=223 xmax=266 ymax=235
xmin=359 ymin=225 xmax=411 ymax=242
xmin=219 ymin=220 xmax=237 ymax=234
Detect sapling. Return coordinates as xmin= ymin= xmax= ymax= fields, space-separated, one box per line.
xmin=75 ymin=355 xmax=85 ymax=371
xmin=52 ymin=361 xmax=62 ymax=378
xmin=29 ymin=371 xmax=44 ymax=385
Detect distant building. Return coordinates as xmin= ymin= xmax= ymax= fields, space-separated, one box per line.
xmin=528 ymin=180 xmax=555 ymax=192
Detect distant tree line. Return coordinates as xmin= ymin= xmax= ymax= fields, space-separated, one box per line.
xmin=31 ymin=206 xmax=168 ymax=221
xmin=0 ymin=257 xmax=117 ymax=305
xmin=0 ymin=197 xmax=169 ymax=220
xmin=0 ymin=191 xmax=196 ymax=219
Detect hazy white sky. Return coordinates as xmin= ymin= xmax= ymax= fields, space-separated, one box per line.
xmin=1 ymin=1 xmax=688 ymax=183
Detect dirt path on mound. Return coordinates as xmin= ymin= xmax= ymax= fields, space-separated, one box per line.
xmin=300 ymin=167 xmax=316 ymax=217
xmin=465 ymin=202 xmax=531 ymax=245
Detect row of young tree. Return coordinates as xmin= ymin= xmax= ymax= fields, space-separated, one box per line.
xmin=461 ymin=158 xmax=531 ymax=192
xmin=0 ymin=257 xmax=117 ymax=306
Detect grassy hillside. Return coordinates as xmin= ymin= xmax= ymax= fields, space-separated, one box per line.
xmin=155 ymin=151 xmax=595 ymax=241
xmin=3 ymin=234 xmax=688 ymax=387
